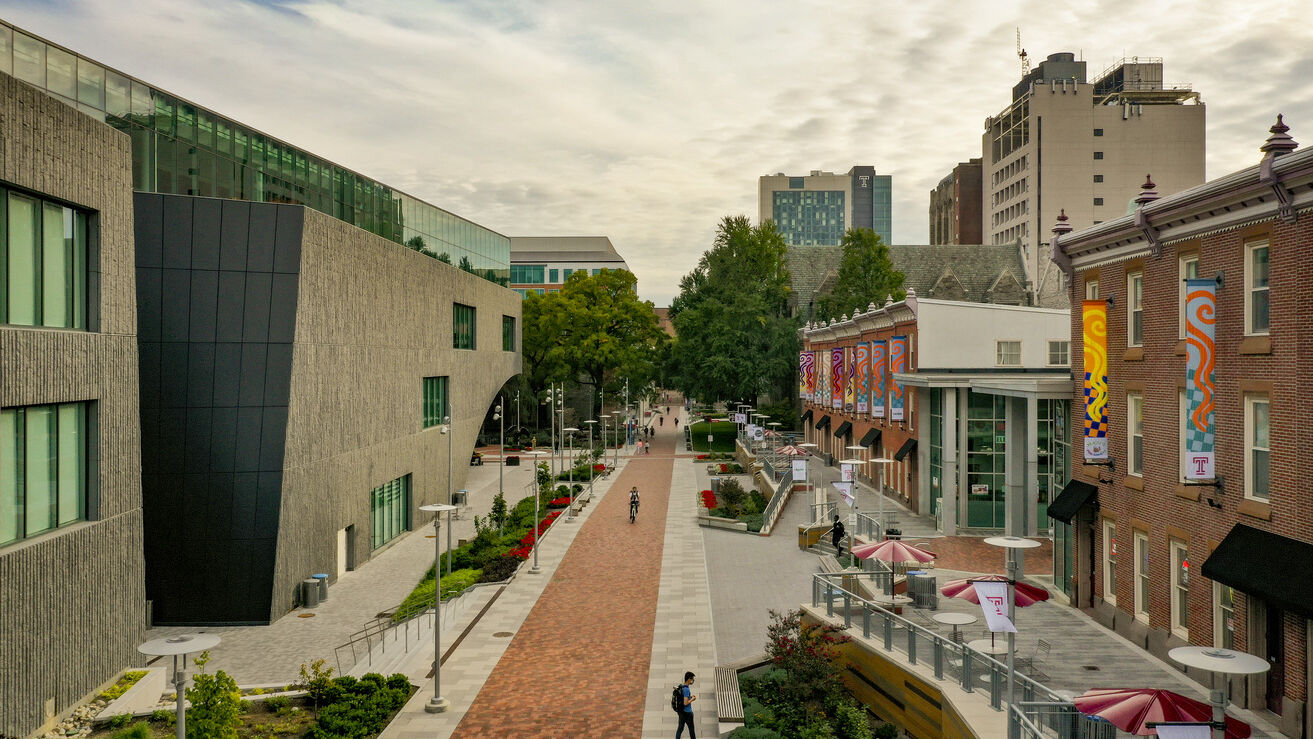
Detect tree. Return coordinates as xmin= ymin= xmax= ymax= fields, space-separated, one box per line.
xmin=668 ymin=216 xmax=798 ymax=403
xmin=186 ymin=651 xmax=242 ymax=739
xmin=814 ymin=228 xmax=905 ymax=323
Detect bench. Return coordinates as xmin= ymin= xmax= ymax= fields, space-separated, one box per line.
xmin=714 ymin=666 xmax=744 ymax=724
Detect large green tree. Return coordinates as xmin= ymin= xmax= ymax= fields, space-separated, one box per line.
xmin=814 ymin=228 xmax=906 ymax=322
xmin=668 ymin=216 xmax=799 ymax=403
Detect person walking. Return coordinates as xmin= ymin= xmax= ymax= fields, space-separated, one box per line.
xmin=629 ymin=486 xmax=640 ymax=523
xmin=830 ymin=514 xmax=846 ymax=556
xmin=675 ymin=671 xmax=697 ymax=738
xmin=659 ymin=415 xmax=664 ymax=427
xmin=674 ymin=417 xmax=679 ymax=429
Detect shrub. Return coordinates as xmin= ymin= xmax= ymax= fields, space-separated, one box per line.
xmin=478 ymin=556 xmax=520 ymax=582
xmin=748 ymin=490 xmax=768 ymax=514
xmin=873 ymin=722 xmax=899 ymax=739
xmin=263 ymin=695 xmax=292 ymax=715
xmin=728 ymin=728 xmax=784 ymax=738
xmin=150 ymin=709 xmax=176 ymax=725
xmin=741 ymin=513 xmax=765 ymax=533
xmin=304 ymin=673 xmax=412 ymax=739
xmin=832 ymin=702 xmax=873 ymax=739
xmin=296 ymin=659 xmax=336 ymax=709
xmin=108 ymin=723 xmax=151 ymax=739
xmin=106 ymin=714 xmax=132 ymax=729
xmin=185 ymin=651 xmax=242 ymax=739
xmin=395 ymin=568 xmax=481 ymax=619
xmin=98 ymin=670 xmax=148 ymax=702
xmin=717 ymin=478 xmax=748 ymax=516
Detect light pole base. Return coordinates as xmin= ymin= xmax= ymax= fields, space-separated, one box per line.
xmin=528 ymin=565 xmax=541 ymax=574
xmin=424 ymin=696 xmax=450 ymax=713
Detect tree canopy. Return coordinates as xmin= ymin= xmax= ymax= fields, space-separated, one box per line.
xmin=814 ymin=228 xmax=905 ymax=322
xmin=667 ymin=216 xmax=799 ymax=404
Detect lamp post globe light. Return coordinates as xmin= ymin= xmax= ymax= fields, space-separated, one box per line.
xmin=983 ymin=535 xmax=1041 ymax=725
xmin=564 ymin=427 xmax=579 ymax=520
xmin=440 ymin=417 xmax=455 ymax=577
xmin=544 ymin=388 xmax=556 ymax=478
xmin=138 ymin=633 xmax=222 ymax=739
xmin=419 ymin=502 xmax=458 ymax=713
xmin=494 ymin=401 xmax=504 ymax=505
xmin=521 ymin=450 xmax=549 ymax=574
xmin=1168 ymin=646 xmax=1269 ymax=739
xmin=583 ymin=419 xmax=597 ymax=500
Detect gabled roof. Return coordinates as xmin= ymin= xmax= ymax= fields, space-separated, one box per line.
xmin=886 ymin=244 xmax=1028 ymax=305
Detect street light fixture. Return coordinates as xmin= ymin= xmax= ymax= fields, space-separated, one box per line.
xmin=544 ymin=388 xmax=556 ymax=477
xmin=440 ymin=417 xmax=454 ymax=577
xmin=1168 ymin=646 xmax=1270 ymax=739
xmin=600 ymin=414 xmax=612 ymax=469
xmin=563 ymin=427 xmax=579 ymax=520
xmin=419 ymin=502 xmax=458 ymax=713
xmin=583 ymin=419 xmax=597 ymax=501
xmin=984 ymin=535 xmax=1041 ymax=725
xmin=137 ymin=633 xmax=222 ymax=739
xmin=521 ymin=450 xmax=549 ymax=574
xmin=869 ymin=457 xmax=895 ymax=538
xmin=494 ymin=401 xmax=504 ymax=507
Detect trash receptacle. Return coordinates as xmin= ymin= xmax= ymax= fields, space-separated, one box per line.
xmin=302 ymin=578 xmax=321 ymax=608
xmin=886 ymin=528 xmax=902 ymax=540
xmin=313 ymin=573 xmax=329 ymax=601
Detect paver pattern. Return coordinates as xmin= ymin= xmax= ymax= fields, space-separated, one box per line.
xmin=451 ymin=420 xmax=676 ymax=738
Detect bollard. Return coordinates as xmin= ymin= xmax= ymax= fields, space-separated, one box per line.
xmin=933 ymin=637 xmax=944 ymax=679
xmin=907 ymin=624 xmax=917 ymax=664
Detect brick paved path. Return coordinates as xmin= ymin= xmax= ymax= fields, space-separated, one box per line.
xmin=451 ymin=418 xmax=675 ymax=737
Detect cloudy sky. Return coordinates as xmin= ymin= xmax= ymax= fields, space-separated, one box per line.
xmin=3 ymin=0 xmax=1311 ymax=304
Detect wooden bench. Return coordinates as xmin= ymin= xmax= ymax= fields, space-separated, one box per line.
xmin=714 ymin=666 xmax=744 ymax=724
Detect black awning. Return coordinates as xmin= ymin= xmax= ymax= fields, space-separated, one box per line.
xmin=1202 ymin=524 xmax=1313 ymax=620
xmin=859 ymin=428 xmax=881 ymax=447
xmin=893 ymin=437 xmax=918 ymax=461
xmin=815 ymin=414 xmax=831 ymax=431
xmin=833 ymin=421 xmax=852 ymax=439
xmin=800 ymin=409 xmax=814 ymax=424
xmin=1047 ymin=479 xmax=1098 ymax=523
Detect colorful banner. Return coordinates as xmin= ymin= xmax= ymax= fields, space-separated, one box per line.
xmin=819 ymin=350 xmax=829 ymax=407
xmin=870 ymin=340 xmax=887 ymax=419
xmin=807 ymin=351 xmax=817 ymax=402
xmin=890 ymin=335 xmax=908 ymax=421
xmin=1184 ymin=278 xmax=1217 ymax=479
xmin=843 ymin=347 xmax=856 ymax=413
xmin=1083 ymin=300 xmax=1109 ymax=460
xmin=799 ymin=351 xmax=813 ymax=399
xmin=855 ymin=343 xmax=870 ymax=414
xmin=831 ymin=348 xmax=844 ymax=410
xmin=974 ymin=580 xmax=1017 ymax=633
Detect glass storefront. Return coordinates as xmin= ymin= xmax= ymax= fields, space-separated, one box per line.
xmin=965 ymin=391 xmax=1007 ymax=528
xmin=1040 ymin=399 xmax=1072 ymax=595
xmin=370 ymin=474 xmax=411 ymax=550
xmin=0 ymin=21 xmax=510 ymax=285
xmin=929 ymin=388 xmax=943 ymax=524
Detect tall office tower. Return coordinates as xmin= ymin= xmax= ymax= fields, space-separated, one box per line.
xmin=758 ymin=165 xmax=892 ymax=246
xmin=982 ymin=53 xmax=1205 ymax=307
xmin=929 ymin=158 xmax=983 ymax=244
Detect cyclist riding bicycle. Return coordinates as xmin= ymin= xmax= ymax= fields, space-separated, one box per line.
xmin=629 ymin=486 xmax=640 ymax=523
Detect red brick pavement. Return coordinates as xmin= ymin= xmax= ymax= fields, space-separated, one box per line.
xmin=452 ymin=418 xmax=677 ymax=738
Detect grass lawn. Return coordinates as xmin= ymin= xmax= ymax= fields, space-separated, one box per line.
xmin=688 ymin=420 xmax=738 ymax=452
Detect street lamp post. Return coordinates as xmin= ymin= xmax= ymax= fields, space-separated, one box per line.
xmin=583 ymin=419 xmax=597 ymax=500
xmin=869 ymin=457 xmax=895 ymax=538
xmin=623 ymin=379 xmax=630 ymax=448
xmin=494 ymin=400 xmax=504 ymax=506
xmin=523 ymin=450 xmax=548 ymax=574
xmin=1168 ymin=646 xmax=1270 ymax=739
xmin=441 ymin=416 xmax=454 ymax=577
xmin=137 ymin=633 xmax=222 ymax=739
xmin=600 ymin=414 xmax=611 ymax=470
xmin=418 ymin=502 xmax=457 ymax=713
xmin=984 ymin=535 xmax=1041 ymax=728
xmin=564 ymin=427 xmax=579 ymax=520
xmin=545 ymin=388 xmax=557 ymax=478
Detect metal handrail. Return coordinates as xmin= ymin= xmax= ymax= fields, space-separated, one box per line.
xmin=759 ymin=467 xmax=796 ymax=534
xmin=333 ymin=580 xmax=500 ymax=674
xmin=810 ymin=572 xmax=1067 ymax=724
xmin=853 ymin=511 xmax=883 ymax=543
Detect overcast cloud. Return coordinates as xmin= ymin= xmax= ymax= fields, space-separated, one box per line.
xmin=3 ymin=0 xmax=1311 ymax=304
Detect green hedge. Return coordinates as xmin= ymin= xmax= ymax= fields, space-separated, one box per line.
xmin=689 ymin=421 xmax=738 ymax=452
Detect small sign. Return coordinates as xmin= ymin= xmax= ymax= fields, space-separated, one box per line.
xmin=840 ymin=463 xmax=854 ymax=483
xmin=707 ymin=434 xmax=714 ymax=443
xmin=970 ymin=484 xmax=989 ymax=497
xmin=792 ymin=459 xmax=807 ymax=481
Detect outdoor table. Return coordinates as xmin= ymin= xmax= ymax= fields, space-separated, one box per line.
xmin=966 ymin=638 xmax=1008 ymax=657
xmin=931 ymin=612 xmax=977 ymax=643
xmin=873 ymin=594 xmax=913 ymax=615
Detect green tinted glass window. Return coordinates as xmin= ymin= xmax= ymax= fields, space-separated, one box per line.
xmin=0 ymin=25 xmax=12 ymax=76
xmin=453 ymin=303 xmax=476 ymax=349
xmin=2 ymin=188 xmax=89 ymax=329
xmin=11 ymin=32 xmax=44 ymax=87
xmin=370 ymin=474 xmax=411 ymax=550
xmin=502 ymin=315 xmax=515 ymax=351
xmin=45 ymin=46 xmax=76 ymax=99
xmin=0 ymin=401 xmax=89 ymax=546
xmin=423 ymin=377 xmax=449 ymax=429
xmin=76 ymin=59 xmax=105 ymax=108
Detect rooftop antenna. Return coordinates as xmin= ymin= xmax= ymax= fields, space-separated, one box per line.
xmin=1017 ymin=28 xmax=1030 ymax=75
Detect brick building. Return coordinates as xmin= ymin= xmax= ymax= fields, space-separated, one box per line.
xmin=1050 ymin=117 xmax=1313 ymax=738
xmin=928 ymin=158 xmax=983 ymax=245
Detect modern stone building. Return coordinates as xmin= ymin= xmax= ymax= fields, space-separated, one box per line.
xmin=759 ymin=166 xmax=892 ymax=246
xmin=509 ymin=235 xmax=629 ymax=296
xmin=1049 ymin=117 xmax=1312 ymax=738
xmin=0 ymin=74 xmax=146 ymax=738
xmin=928 ymin=158 xmax=982 ymax=245
xmin=983 ymin=53 xmax=1205 ymax=307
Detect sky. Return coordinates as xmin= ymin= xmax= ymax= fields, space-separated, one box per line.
xmin=3 ymin=0 xmax=1312 ymax=304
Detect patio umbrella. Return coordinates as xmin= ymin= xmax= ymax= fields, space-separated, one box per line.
xmin=939 ymin=575 xmax=1051 ymax=607
xmin=774 ymin=445 xmax=810 ymax=456
xmin=1073 ymin=688 xmax=1252 ymax=738
xmin=852 ymin=539 xmax=937 ymax=564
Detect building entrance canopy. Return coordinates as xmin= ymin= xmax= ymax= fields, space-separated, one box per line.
xmin=1202 ymin=524 xmax=1313 ymax=620
xmin=1047 ymin=479 xmax=1097 ymax=524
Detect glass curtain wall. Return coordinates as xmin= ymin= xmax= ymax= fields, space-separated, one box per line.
xmin=370 ymin=474 xmax=411 ymax=550
xmin=0 ymin=21 xmax=509 ymax=285
xmin=965 ymin=391 xmax=1006 ymax=528
xmin=1039 ymin=399 xmax=1073 ymax=595
xmin=928 ymin=388 xmax=944 ymax=524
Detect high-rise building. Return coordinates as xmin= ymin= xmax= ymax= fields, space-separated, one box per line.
xmin=509 ymin=236 xmax=629 ymax=296
xmin=758 ymin=166 xmax=892 ymax=246
xmin=928 ymin=158 xmax=983 ymax=245
xmin=982 ymin=53 xmax=1205 ymax=307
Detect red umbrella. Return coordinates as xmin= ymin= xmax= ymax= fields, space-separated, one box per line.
xmin=774 ymin=445 xmax=810 ymax=456
xmin=1073 ymin=688 xmax=1251 ymax=738
xmin=852 ymin=539 xmax=937 ymax=564
xmin=939 ymin=575 xmax=1051 ymax=607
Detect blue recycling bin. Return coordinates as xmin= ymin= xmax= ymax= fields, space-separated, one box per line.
xmin=313 ymin=573 xmax=329 ymax=601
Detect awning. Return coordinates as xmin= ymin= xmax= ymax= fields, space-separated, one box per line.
xmin=893 ymin=437 xmax=918 ymax=461
xmin=800 ymin=409 xmax=814 ymax=424
xmin=814 ymin=414 xmax=831 ymax=431
xmin=859 ymin=428 xmax=881 ymax=447
xmin=1047 ymin=479 xmax=1098 ymax=523
xmin=833 ymin=421 xmax=852 ymax=439
xmin=1202 ymin=524 xmax=1313 ymax=620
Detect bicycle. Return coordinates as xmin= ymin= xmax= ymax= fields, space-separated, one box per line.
xmin=630 ymin=500 xmax=639 ymax=523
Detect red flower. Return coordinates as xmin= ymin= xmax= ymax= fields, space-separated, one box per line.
xmin=696 ymin=454 xmax=709 ymax=460
xmin=700 ymin=490 xmax=717 ymax=508
xmin=506 ymin=545 xmax=532 ymax=560
xmin=547 ymin=496 xmax=571 ymax=508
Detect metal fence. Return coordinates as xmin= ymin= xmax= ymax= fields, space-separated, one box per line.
xmin=333 ymin=581 xmax=497 ymax=674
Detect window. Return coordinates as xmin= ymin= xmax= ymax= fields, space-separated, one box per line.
xmin=453 ymin=303 xmax=476 ymax=349
xmin=1103 ymin=520 xmax=1117 ymax=604
xmin=422 ymin=377 xmax=448 ymax=429
xmin=1 ymin=401 xmax=89 ymax=547
xmin=502 ymin=315 xmax=516 ymax=351
xmin=1127 ymin=392 xmax=1143 ymax=476
xmin=549 ymin=268 xmax=559 ymax=283
xmin=1094 ymin=151 xmax=1104 ymax=160
xmin=3 ymin=188 xmax=89 ymax=329
xmin=591 ymin=269 xmax=601 ymax=276
xmin=1127 ymin=272 xmax=1143 ymax=346
xmin=1245 ymin=241 xmax=1269 ymax=334
xmin=1085 ymin=279 xmax=1099 ymax=300
xmin=1094 ymin=198 xmax=1104 ymax=206
xmin=1170 ymin=541 xmax=1189 ymax=637
xmin=369 ymin=474 xmax=411 ymax=550
xmin=1094 ymin=174 xmax=1104 ymax=183
xmin=1047 ymin=340 xmax=1069 ymax=366
xmin=1214 ymin=582 xmax=1235 ymax=649
xmin=995 ymin=340 xmax=1021 ymax=366
xmin=1179 ymin=255 xmax=1199 ymax=339
xmin=1134 ymin=531 xmax=1150 ymax=620
xmin=1094 ymin=128 xmax=1104 ymax=137
xmin=1245 ymin=394 xmax=1270 ymax=500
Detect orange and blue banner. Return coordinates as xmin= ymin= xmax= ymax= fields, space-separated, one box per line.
xmin=870 ymin=340 xmax=887 ymax=419
xmin=890 ymin=335 xmax=908 ymax=421
xmin=799 ymin=351 xmax=813 ymax=399
xmin=831 ymin=348 xmax=844 ymax=409
xmin=1184 ymin=279 xmax=1216 ymax=479
xmin=844 ymin=347 xmax=856 ymax=413
xmin=1082 ymin=300 xmax=1109 ymax=460
xmin=855 ymin=343 xmax=870 ymax=414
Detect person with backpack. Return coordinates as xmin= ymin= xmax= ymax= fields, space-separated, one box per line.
xmin=672 ymin=671 xmax=696 ymax=738
xmin=830 ymin=514 xmax=846 ymax=556
xmin=629 ymin=486 xmax=640 ymax=523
